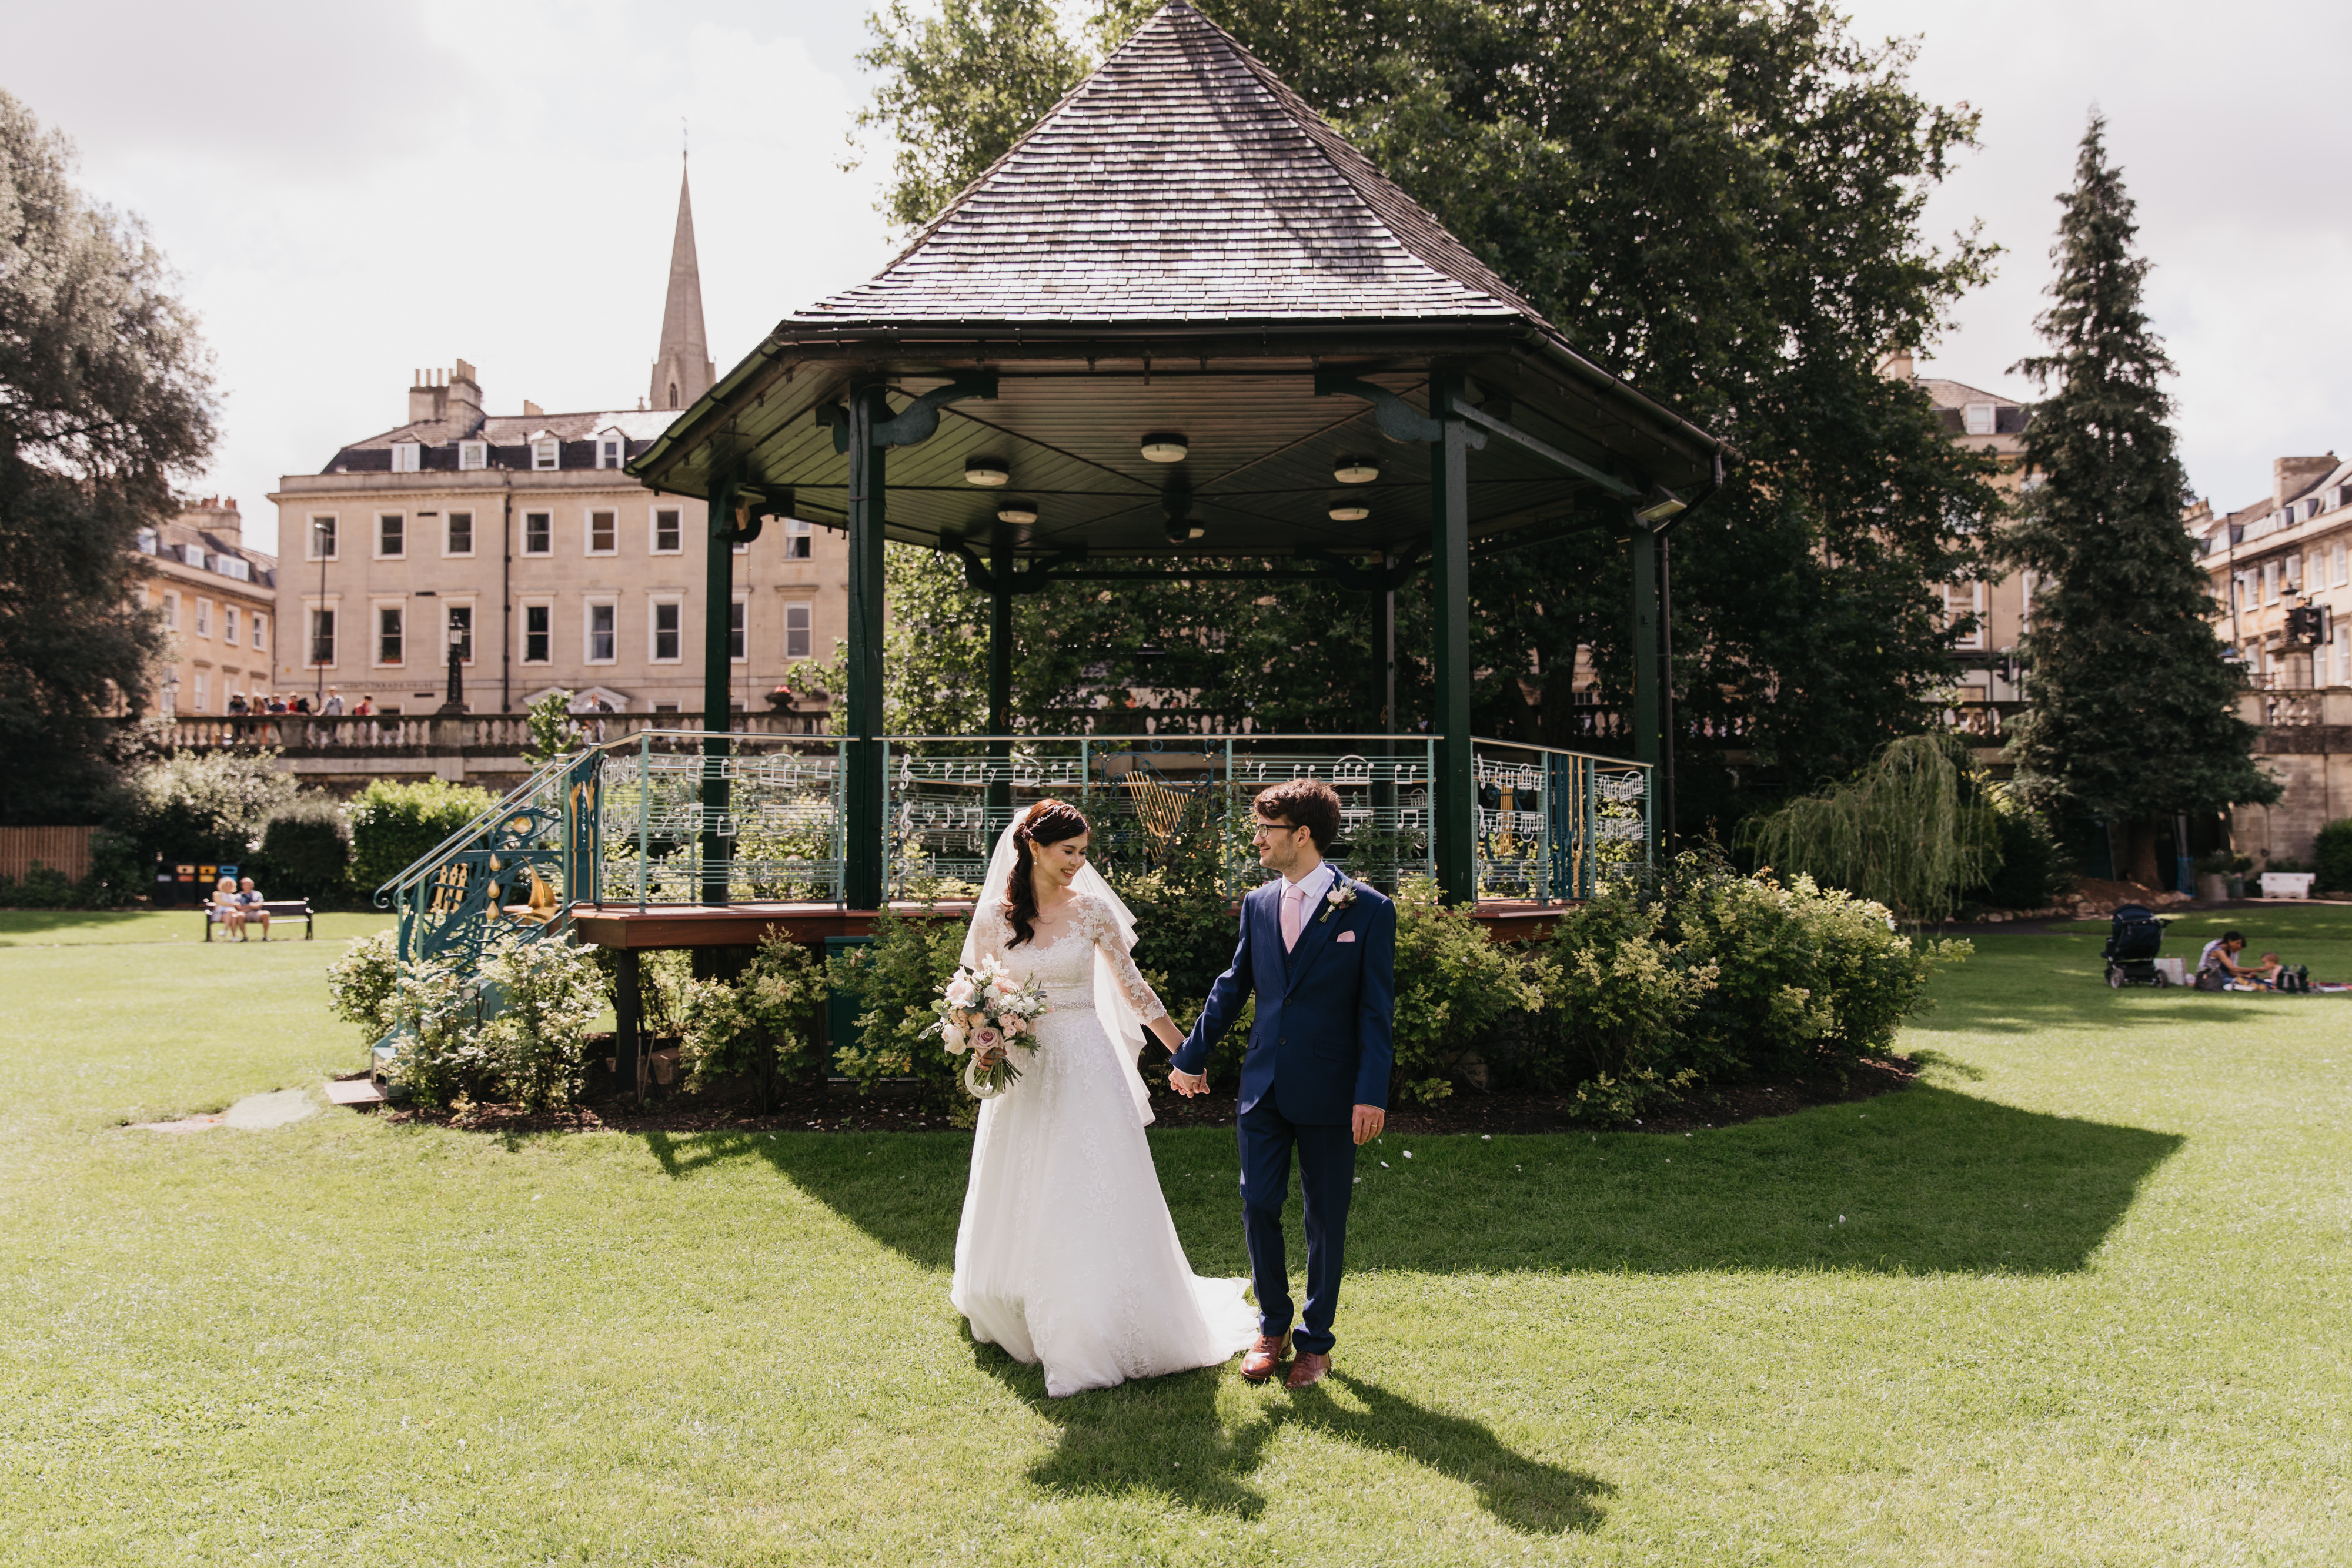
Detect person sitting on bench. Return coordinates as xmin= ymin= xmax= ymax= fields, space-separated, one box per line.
xmin=238 ymin=877 xmax=272 ymax=940
xmin=209 ymin=877 xmax=246 ymax=940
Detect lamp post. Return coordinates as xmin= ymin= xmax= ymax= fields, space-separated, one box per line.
xmin=439 ymin=611 xmax=466 ymax=714
xmin=313 ymin=519 xmax=330 ymax=707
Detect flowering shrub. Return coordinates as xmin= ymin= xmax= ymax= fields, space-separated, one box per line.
xmin=326 ymin=928 xmax=606 ymax=1108
xmin=828 ymin=897 xmax=968 ymax=1099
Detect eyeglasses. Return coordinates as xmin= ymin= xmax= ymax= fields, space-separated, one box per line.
xmin=1251 ymin=820 xmax=1307 ymax=841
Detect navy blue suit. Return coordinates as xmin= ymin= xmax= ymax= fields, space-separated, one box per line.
xmin=1172 ymin=868 xmax=1395 ymax=1355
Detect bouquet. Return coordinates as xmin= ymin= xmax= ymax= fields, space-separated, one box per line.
xmin=926 ymin=954 xmax=1052 ymax=1099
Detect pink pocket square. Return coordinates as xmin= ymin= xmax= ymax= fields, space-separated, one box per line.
xmin=1337 ymin=930 xmax=1357 ymax=943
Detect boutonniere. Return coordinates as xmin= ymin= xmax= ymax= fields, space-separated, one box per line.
xmin=1317 ymin=877 xmax=1358 ymax=924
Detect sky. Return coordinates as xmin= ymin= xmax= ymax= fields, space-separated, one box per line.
xmin=8 ymin=0 xmax=2347 ymax=556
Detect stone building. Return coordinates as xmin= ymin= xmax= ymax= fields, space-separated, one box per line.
xmin=135 ymin=499 xmax=280 ymax=716
xmin=2187 ymin=454 xmax=2352 ymax=864
xmin=1880 ymin=352 xmax=2036 ymax=743
xmin=266 ymin=168 xmax=844 ymax=717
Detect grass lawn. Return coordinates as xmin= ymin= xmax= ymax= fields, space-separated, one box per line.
xmin=4 ymin=907 xmax=2350 ymax=1563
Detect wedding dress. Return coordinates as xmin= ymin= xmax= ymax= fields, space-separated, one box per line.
xmin=949 ymin=838 xmax=1256 ymax=1396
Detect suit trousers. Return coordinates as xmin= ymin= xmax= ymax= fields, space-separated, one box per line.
xmin=1237 ymin=1088 xmax=1357 ymax=1355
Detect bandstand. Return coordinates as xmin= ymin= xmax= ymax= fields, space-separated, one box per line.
xmin=376 ymin=2 xmax=1730 ymax=1088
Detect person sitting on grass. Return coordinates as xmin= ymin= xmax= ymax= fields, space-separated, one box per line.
xmin=2199 ymin=931 xmax=2281 ymax=989
xmin=209 ymin=877 xmax=246 ymax=940
xmin=237 ymin=877 xmax=271 ymax=940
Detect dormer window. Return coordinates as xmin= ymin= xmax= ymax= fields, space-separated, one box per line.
xmin=532 ymin=437 xmax=559 ymax=472
xmin=136 ymin=529 xmax=158 ymax=554
xmin=1962 ymin=403 xmax=1997 ymax=436
xmin=596 ymin=429 xmax=626 ymax=469
xmin=459 ymin=440 xmax=487 ymax=471
xmin=391 ymin=441 xmax=422 ymax=473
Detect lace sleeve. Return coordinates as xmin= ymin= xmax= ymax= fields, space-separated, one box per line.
xmin=1082 ymin=896 xmax=1167 ymax=1023
xmin=966 ymin=898 xmax=1010 ymax=965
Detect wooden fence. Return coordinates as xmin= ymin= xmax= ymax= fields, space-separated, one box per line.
xmin=0 ymin=825 xmax=93 ymax=884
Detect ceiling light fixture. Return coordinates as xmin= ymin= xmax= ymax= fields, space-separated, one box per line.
xmin=1327 ymin=502 xmax=1371 ymax=523
xmin=996 ymin=499 xmax=1040 ymax=526
xmin=1140 ymin=432 xmax=1190 ymax=463
xmin=965 ymin=457 xmax=1009 ymax=486
xmin=1164 ymin=519 xmax=1205 ymax=543
xmin=1633 ymin=487 xmax=1686 ymax=524
xmin=1333 ymin=457 xmax=1379 ymax=484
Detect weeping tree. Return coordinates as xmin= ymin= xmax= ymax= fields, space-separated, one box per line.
xmin=1738 ymin=735 xmax=1997 ymax=923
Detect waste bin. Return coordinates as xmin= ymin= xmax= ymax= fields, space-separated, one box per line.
xmin=823 ymin=935 xmax=873 ymax=1074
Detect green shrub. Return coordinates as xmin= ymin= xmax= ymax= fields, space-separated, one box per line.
xmin=1668 ymin=854 xmax=1963 ymax=1076
xmin=1967 ymin=790 xmax=2071 ymax=910
xmin=2316 ymin=820 xmax=2352 ymax=893
xmin=325 ymin=930 xmax=404 ymax=1041
xmin=479 ymin=939 xmax=606 ymax=1110
xmin=678 ymin=931 xmax=827 ymax=1091
xmin=253 ymin=797 xmax=351 ymax=902
xmin=1390 ymin=875 xmax=1548 ymax=1105
xmin=1542 ymin=887 xmax=1715 ymax=1121
xmin=0 ymin=861 xmax=79 ymax=908
xmin=349 ymin=776 xmax=496 ymax=896
xmin=329 ymin=927 xmax=602 ymax=1109
xmin=106 ymin=748 xmax=297 ymax=865
xmin=829 ymin=895 xmax=968 ymax=1099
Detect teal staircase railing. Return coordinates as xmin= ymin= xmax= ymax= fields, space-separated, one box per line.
xmin=368 ymin=748 xmax=605 ymax=1082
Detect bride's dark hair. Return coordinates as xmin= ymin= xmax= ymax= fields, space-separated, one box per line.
xmin=1004 ymin=798 xmax=1088 ymax=948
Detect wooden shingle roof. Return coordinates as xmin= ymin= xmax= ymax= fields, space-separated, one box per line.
xmin=796 ymin=1 xmax=1551 ymax=330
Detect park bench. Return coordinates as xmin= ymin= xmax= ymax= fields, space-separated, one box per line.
xmin=202 ymin=899 xmax=314 ymax=941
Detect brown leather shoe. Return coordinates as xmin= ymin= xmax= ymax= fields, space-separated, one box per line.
xmin=1240 ymin=1332 xmax=1290 ymax=1383
xmin=1284 ymin=1350 xmax=1331 ymax=1389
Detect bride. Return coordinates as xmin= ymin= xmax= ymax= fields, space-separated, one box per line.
xmin=950 ymin=798 xmax=1257 ymax=1396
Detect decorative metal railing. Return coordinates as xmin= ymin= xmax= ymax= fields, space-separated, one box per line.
xmin=1470 ymin=738 xmax=1652 ymax=903
xmin=376 ymin=749 xmax=604 ymax=966
xmin=570 ymin=730 xmax=1651 ymax=908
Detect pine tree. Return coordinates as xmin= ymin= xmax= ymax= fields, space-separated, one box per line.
xmin=2002 ymin=115 xmax=2276 ymax=882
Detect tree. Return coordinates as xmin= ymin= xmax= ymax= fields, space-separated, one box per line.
xmin=2000 ymin=115 xmax=2275 ymax=882
xmin=0 ymin=90 xmax=216 ymax=823
xmin=852 ymin=1 xmax=2002 ymax=811
xmin=851 ymin=0 xmax=1093 ymax=235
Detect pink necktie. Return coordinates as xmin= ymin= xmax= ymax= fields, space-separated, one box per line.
xmin=1282 ymin=881 xmax=1308 ymax=951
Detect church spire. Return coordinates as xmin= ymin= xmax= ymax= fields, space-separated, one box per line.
xmin=650 ymin=158 xmax=715 ymax=412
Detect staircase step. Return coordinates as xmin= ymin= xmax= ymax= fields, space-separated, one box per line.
xmin=325 ymin=1076 xmax=388 ymax=1107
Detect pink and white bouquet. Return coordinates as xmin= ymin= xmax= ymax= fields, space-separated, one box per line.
xmin=926 ymin=954 xmax=1052 ymax=1099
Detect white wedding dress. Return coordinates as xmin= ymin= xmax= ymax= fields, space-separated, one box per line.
xmin=950 ymin=889 xmax=1257 ymax=1396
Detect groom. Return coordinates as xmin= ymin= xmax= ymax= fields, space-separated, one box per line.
xmin=1170 ymin=778 xmax=1395 ymax=1389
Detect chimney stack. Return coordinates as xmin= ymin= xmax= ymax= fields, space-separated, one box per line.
xmin=408 ymin=366 xmax=449 ymax=426
xmin=2274 ymin=454 xmax=2338 ymax=509
xmin=446 ymin=357 xmax=482 ymax=426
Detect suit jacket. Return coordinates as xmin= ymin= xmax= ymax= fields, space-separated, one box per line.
xmin=1172 ymin=869 xmax=1396 ymax=1125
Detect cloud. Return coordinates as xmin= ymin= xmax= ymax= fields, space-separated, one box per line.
xmin=9 ymin=0 xmax=891 ymax=553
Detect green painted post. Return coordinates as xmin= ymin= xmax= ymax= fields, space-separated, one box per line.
xmin=845 ymin=387 xmax=886 ymax=910
xmin=1429 ymin=370 xmax=1475 ymax=905
xmin=987 ymin=550 xmax=1013 ymax=831
xmin=1631 ymin=514 xmax=1662 ymax=777
xmin=701 ymin=475 xmax=737 ymax=906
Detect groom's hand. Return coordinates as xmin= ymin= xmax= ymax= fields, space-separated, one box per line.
xmin=1352 ymin=1104 xmax=1384 ymax=1145
xmin=1168 ymin=1068 xmax=1208 ymax=1097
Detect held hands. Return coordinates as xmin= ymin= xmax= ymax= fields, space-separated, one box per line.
xmin=1168 ymin=1067 xmax=1208 ymax=1098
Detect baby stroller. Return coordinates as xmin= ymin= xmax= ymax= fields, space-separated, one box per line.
xmin=2104 ymin=904 xmax=2167 ymax=987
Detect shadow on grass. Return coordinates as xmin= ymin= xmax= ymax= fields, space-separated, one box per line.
xmin=976 ymin=1344 xmax=1608 ymax=1531
xmin=634 ymin=1083 xmax=2183 ymax=1279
